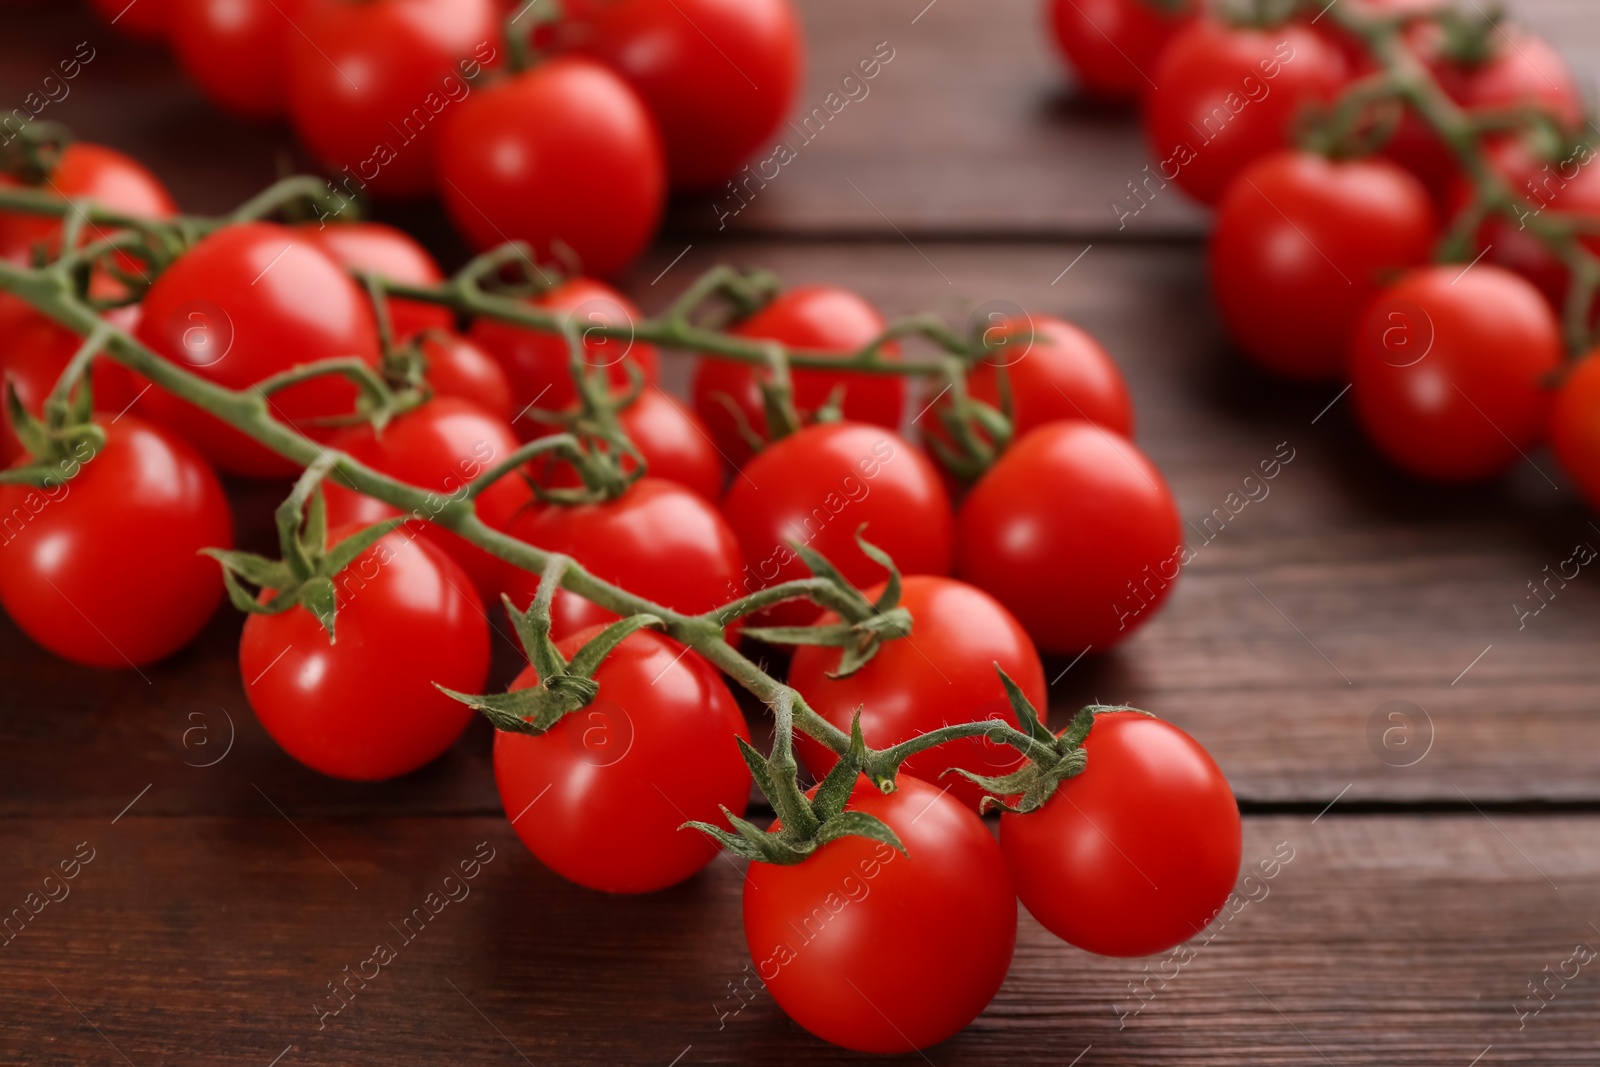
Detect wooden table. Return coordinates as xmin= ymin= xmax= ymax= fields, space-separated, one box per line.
xmin=4 ymin=2 xmax=1600 ymax=1063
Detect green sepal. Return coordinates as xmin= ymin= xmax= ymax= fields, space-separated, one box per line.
xmin=434 ymin=681 xmax=587 ymax=736
xmin=813 ymin=383 xmax=847 ymax=425
xmin=810 ymin=737 xmax=862 ymax=823
xmin=1000 ymin=664 xmax=1057 ymax=747
xmin=852 ymin=526 xmax=903 ymax=616
xmin=812 ymin=810 xmax=905 ymax=855
xmin=321 ymin=515 xmax=409 ymax=578
xmin=735 ymin=736 xmax=781 ymax=803
xmin=566 ymin=613 xmax=664 ymax=678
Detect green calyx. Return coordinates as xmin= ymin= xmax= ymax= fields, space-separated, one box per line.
xmin=0 ymin=320 xmax=112 ymax=488
xmin=517 ymin=358 xmax=648 ymax=506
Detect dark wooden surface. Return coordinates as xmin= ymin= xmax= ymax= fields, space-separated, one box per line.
xmin=5 ymin=0 xmax=1600 ymax=1063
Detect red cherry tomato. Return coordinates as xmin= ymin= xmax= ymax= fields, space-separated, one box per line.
xmin=744 ymin=776 xmax=1016 ymax=1053
xmin=437 ymin=56 xmax=666 ymax=278
xmin=416 ymin=330 xmax=514 ymax=422
xmin=537 ymin=386 xmax=724 ymax=502
xmin=89 ymin=0 xmax=171 ymax=39
xmin=0 ymin=415 xmax=232 ymax=667
xmin=240 ymin=525 xmax=488 ymax=780
xmin=1210 ymin=150 xmax=1437 ymax=381
xmin=1143 ymin=19 xmax=1347 ymax=205
xmin=168 ymin=0 xmax=309 ymax=118
xmin=1350 ymin=264 xmax=1562 ymax=482
xmin=566 ymin=0 xmax=803 ymax=189
xmin=297 ymin=221 xmax=455 ymax=339
xmin=957 ymin=421 xmax=1181 ymax=655
xmin=692 ymin=285 xmax=904 ymax=468
xmin=285 ymin=0 xmax=499 ymax=200
xmin=134 ymin=221 xmax=383 ymax=478
xmin=790 ymin=575 xmax=1046 ymax=810
xmin=504 ymin=477 xmax=742 ymax=640
xmin=323 ymin=397 xmax=531 ymax=599
xmin=1047 ymin=0 xmax=1197 ymax=102
xmin=1001 ymin=711 xmax=1241 ymax=957
xmin=721 ymin=422 xmax=953 ymax=629
xmin=469 ymin=277 xmax=661 ymax=428
xmin=494 ymin=626 xmax=751 ymax=892
xmin=1552 ymin=355 xmax=1600 ymax=509
xmin=0 ymin=142 xmax=176 ymax=265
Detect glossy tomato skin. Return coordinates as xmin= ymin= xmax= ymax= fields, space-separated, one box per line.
xmin=90 ymin=0 xmax=171 ymax=39
xmin=1143 ymin=20 xmax=1348 ymax=205
xmin=1001 ymin=712 xmax=1241 ymax=957
xmin=1211 ymin=151 xmax=1437 ymax=381
xmin=1350 ymin=265 xmax=1562 ymax=482
xmin=1048 ymin=0 xmax=1196 ymax=102
xmin=323 ymin=397 xmax=531 ymax=599
xmin=617 ymin=386 xmax=724 ymax=501
xmin=135 ymin=222 xmax=383 ymax=478
xmin=567 ymin=0 xmax=803 ymax=189
xmin=790 ymin=576 xmax=1046 ymax=811
xmin=1552 ymin=356 xmax=1600 ymax=510
xmin=241 ymin=527 xmax=487 ymax=780
xmin=504 ymin=477 xmax=742 ymax=639
xmin=494 ymin=627 xmax=751 ymax=892
xmin=416 ymin=331 xmax=514 ymax=422
xmin=957 ymin=421 xmax=1181 ymax=655
xmin=0 ymin=416 xmax=232 ymax=667
xmin=298 ymin=221 xmax=455 ymax=339
xmin=722 ymin=422 xmax=954 ymax=629
xmin=169 ymin=0 xmax=309 ymax=118
xmin=437 ymin=56 xmax=666 ymax=278
xmin=744 ymin=777 xmax=1016 ymax=1053
xmin=286 ymin=0 xmax=499 ymax=200
xmin=692 ymin=285 xmax=904 ymax=468
xmin=469 ymin=277 xmax=661 ymax=427
xmin=0 ymin=143 xmax=176 ymax=265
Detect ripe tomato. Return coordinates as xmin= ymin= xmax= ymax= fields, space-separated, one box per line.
xmin=89 ymin=0 xmax=171 ymax=39
xmin=1047 ymin=0 xmax=1197 ymax=102
xmin=1350 ymin=264 xmax=1562 ymax=482
xmin=504 ymin=477 xmax=742 ymax=639
xmin=0 ymin=142 xmax=176 ymax=265
xmin=323 ymin=397 xmax=531 ymax=598
xmin=1143 ymin=20 xmax=1347 ymax=205
xmin=168 ymin=0 xmax=309 ymax=118
xmin=1001 ymin=711 xmax=1241 ymax=957
xmin=535 ymin=386 xmax=724 ymax=502
xmin=469 ymin=277 xmax=660 ymax=428
xmin=1552 ymin=355 xmax=1600 ymax=509
xmin=790 ymin=575 xmax=1046 ymax=810
xmin=494 ymin=626 xmax=751 ymax=892
xmin=692 ymin=285 xmax=903 ymax=468
xmin=134 ymin=221 xmax=383 ymax=478
xmin=564 ymin=0 xmax=803 ymax=189
xmin=0 ymin=415 xmax=232 ymax=667
xmin=744 ymin=776 xmax=1015 ymax=1053
xmin=240 ymin=525 xmax=488 ymax=779
xmin=437 ymin=56 xmax=666 ymax=278
xmin=297 ymin=221 xmax=455 ymax=339
xmin=285 ymin=0 xmax=499 ymax=200
xmin=1210 ymin=151 xmax=1437 ymax=381
xmin=416 ymin=331 xmax=514 ymax=422
xmin=957 ymin=421 xmax=1181 ymax=655
xmin=721 ymin=422 xmax=953 ymax=629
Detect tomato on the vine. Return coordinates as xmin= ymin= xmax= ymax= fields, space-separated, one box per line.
xmin=721 ymin=422 xmax=953 ymax=629
xmin=1210 ymin=150 xmax=1437 ymax=381
xmin=533 ymin=386 xmax=725 ymax=503
xmin=692 ymin=285 xmax=904 ymax=468
xmin=134 ymin=221 xmax=383 ymax=478
xmin=298 ymin=221 xmax=455 ymax=339
xmin=1552 ymin=355 xmax=1600 ymax=510
xmin=1001 ymin=711 xmax=1241 ymax=957
xmin=1047 ymin=0 xmax=1196 ymax=102
xmin=0 ymin=142 xmax=175 ymax=265
xmin=437 ymin=56 xmax=666 ymax=278
xmin=0 ymin=415 xmax=232 ymax=667
xmin=495 ymin=626 xmax=752 ymax=893
xmin=790 ymin=575 xmax=1046 ymax=811
xmin=414 ymin=330 xmax=514 ymax=422
xmin=957 ymin=421 xmax=1181 ymax=655
xmin=169 ymin=0 xmax=309 ymax=118
xmin=743 ymin=776 xmax=1015 ymax=1053
xmin=241 ymin=525 xmax=488 ymax=780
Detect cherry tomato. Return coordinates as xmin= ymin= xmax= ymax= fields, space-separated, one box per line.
xmin=504 ymin=477 xmax=742 ymax=639
xmin=241 ymin=525 xmax=488 ymax=779
xmin=298 ymin=221 xmax=455 ymax=339
xmin=323 ymin=397 xmax=531 ymax=598
xmin=1143 ymin=20 xmax=1348 ymax=205
xmin=0 ymin=142 xmax=176 ymax=265
xmin=565 ymin=0 xmax=803 ymax=189
xmin=957 ymin=421 xmax=1181 ymax=655
xmin=168 ymin=0 xmax=309 ymax=118
xmin=0 ymin=415 xmax=232 ymax=667
xmin=692 ymin=285 xmax=904 ymax=468
xmin=744 ymin=776 xmax=1015 ymax=1053
xmin=285 ymin=0 xmax=499 ymax=200
xmin=1552 ymin=355 xmax=1600 ymax=509
xmin=134 ymin=221 xmax=383 ymax=478
xmin=721 ymin=422 xmax=953 ymax=629
xmin=469 ymin=277 xmax=661 ymax=429
xmin=534 ymin=386 xmax=724 ymax=502
xmin=89 ymin=0 xmax=171 ymax=40
xmin=437 ymin=56 xmax=666 ymax=278
xmin=1210 ymin=150 xmax=1437 ymax=381
xmin=495 ymin=626 xmax=751 ymax=892
xmin=1350 ymin=264 xmax=1562 ymax=482
xmin=1001 ymin=711 xmax=1241 ymax=957
xmin=415 ymin=330 xmax=514 ymax=422
xmin=790 ymin=575 xmax=1046 ymax=810
xmin=1047 ymin=0 xmax=1197 ymax=102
